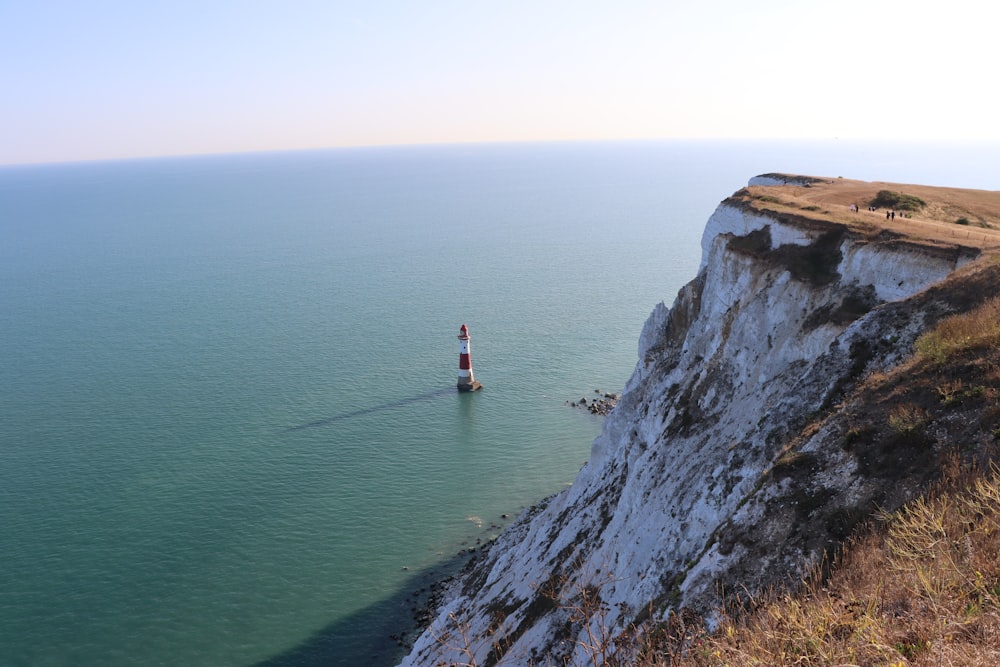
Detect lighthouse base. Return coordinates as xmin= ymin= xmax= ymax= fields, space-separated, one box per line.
xmin=457 ymin=380 xmax=483 ymax=392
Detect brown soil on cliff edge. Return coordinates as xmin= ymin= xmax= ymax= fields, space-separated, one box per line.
xmin=736 ymin=175 xmax=1000 ymax=258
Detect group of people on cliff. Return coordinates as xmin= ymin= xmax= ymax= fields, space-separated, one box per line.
xmin=849 ymin=203 xmax=908 ymax=220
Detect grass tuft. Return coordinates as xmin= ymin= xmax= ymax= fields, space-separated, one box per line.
xmin=914 ymin=297 xmax=1000 ymax=364
xmin=887 ymin=403 xmax=930 ymax=434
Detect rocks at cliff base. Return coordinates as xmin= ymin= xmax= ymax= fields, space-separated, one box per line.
xmin=566 ymin=390 xmax=619 ymax=415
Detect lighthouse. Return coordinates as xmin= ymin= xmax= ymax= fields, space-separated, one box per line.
xmin=457 ymin=324 xmax=482 ymax=392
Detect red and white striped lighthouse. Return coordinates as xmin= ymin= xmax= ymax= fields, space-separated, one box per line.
xmin=457 ymin=324 xmax=482 ymax=392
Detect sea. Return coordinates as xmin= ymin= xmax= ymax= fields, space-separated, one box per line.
xmin=2 ymin=139 xmax=998 ymax=667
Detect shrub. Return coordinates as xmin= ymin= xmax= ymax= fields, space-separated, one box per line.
xmin=754 ymin=194 xmax=781 ymax=204
xmin=956 ymin=217 xmax=971 ymax=225
xmin=870 ymin=190 xmax=927 ymax=212
xmin=888 ymin=404 xmax=929 ymax=434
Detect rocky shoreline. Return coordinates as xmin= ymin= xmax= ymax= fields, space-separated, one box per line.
xmin=390 ymin=392 xmax=617 ymax=659
xmin=388 ymin=516 xmax=509 ymax=656
xmin=565 ymin=389 xmax=619 ymax=416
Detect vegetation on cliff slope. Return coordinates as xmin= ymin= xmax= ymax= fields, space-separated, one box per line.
xmin=676 ymin=460 xmax=1000 ymax=666
xmin=577 ymin=290 xmax=1000 ymax=666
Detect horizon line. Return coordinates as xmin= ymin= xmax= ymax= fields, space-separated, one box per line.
xmin=3 ymin=136 xmax=997 ymax=169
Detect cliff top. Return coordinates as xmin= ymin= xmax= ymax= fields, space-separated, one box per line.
xmin=734 ymin=174 xmax=1000 ymax=258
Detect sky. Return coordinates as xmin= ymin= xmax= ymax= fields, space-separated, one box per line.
xmin=1 ymin=0 xmax=996 ymax=165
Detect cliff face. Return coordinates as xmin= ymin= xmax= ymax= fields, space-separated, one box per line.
xmin=399 ymin=176 xmax=984 ymax=666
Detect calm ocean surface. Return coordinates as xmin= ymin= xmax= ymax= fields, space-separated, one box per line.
xmin=1 ymin=140 xmax=998 ymax=666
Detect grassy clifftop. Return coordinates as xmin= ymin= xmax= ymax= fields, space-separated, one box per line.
xmin=734 ymin=175 xmax=1000 ymax=259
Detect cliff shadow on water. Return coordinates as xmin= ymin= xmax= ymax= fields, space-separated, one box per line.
xmin=251 ymin=549 xmax=477 ymax=667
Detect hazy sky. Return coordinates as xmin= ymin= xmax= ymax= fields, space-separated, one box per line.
xmin=2 ymin=0 xmax=995 ymax=165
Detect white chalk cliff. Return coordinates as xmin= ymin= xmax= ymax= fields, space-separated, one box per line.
xmin=399 ymin=176 xmax=981 ymax=666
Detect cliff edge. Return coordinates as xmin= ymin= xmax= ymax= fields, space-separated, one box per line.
xmin=399 ymin=175 xmax=1000 ymax=666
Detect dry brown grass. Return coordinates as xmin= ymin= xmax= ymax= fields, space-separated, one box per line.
xmin=489 ymin=461 xmax=1000 ymax=666
xmin=673 ymin=460 xmax=1000 ymax=667
xmin=915 ymin=296 xmax=1000 ymax=364
xmin=739 ymin=176 xmax=1000 ymax=257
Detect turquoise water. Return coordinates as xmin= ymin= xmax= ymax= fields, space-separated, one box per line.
xmin=1 ymin=140 xmax=998 ymax=666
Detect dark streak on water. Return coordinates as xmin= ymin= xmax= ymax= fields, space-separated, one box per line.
xmin=285 ymin=387 xmax=457 ymax=431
